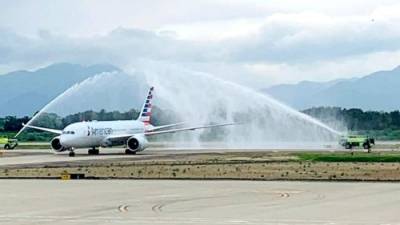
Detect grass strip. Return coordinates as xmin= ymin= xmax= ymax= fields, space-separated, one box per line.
xmin=296 ymin=152 xmax=400 ymax=162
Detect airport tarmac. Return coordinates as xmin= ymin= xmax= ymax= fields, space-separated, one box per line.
xmin=0 ymin=146 xmax=344 ymax=168
xmin=0 ymin=148 xmax=157 ymax=167
xmin=0 ymin=180 xmax=399 ymax=225
xmin=2 ymin=140 xmax=398 ymax=168
xmin=0 ymin=148 xmax=245 ymax=168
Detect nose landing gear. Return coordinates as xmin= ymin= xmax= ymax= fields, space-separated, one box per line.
xmin=68 ymin=151 xmax=75 ymax=157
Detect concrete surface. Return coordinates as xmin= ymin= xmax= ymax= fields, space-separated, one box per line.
xmin=0 ymin=148 xmax=151 ymax=167
xmin=0 ymin=180 xmax=399 ymax=225
xmin=0 ymin=146 xmax=346 ymax=168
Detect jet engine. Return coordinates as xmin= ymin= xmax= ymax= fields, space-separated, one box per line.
xmin=126 ymin=135 xmax=148 ymax=152
xmin=51 ymin=136 xmax=67 ymax=152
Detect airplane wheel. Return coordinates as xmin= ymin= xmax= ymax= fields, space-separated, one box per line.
xmin=125 ymin=149 xmax=136 ymax=155
xmin=69 ymin=151 xmax=75 ymax=157
xmin=88 ymin=149 xmax=99 ymax=155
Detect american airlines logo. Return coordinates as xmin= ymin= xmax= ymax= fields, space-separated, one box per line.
xmin=88 ymin=127 xmax=113 ymax=136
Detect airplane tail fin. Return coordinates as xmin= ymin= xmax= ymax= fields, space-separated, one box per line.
xmin=138 ymin=86 xmax=154 ymax=125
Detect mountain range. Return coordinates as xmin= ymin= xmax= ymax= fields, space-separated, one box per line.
xmin=1 ymin=63 xmax=400 ymax=116
xmin=263 ymin=66 xmax=400 ymax=111
xmin=0 ymin=63 xmax=119 ymax=117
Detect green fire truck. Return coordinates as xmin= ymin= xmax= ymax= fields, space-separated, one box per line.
xmin=339 ymin=135 xmax=375 ymax=152
xmin=0 ymin=137 xmax=18 ymax=150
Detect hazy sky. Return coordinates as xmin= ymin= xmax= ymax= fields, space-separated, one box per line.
xmin=1 ymin=0 xmax=400 ymax=87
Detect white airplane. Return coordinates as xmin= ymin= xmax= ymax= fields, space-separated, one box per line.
xmin=18 ymin=87 xmax=235 ymax=157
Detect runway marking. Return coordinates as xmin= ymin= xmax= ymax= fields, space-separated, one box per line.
xmin=280 ymin=192 xmax=290 ymax=198
xmin=152 ymin=203 xmax=165 ymax=213
xmin=117 ymin=205 xmax=129 ymax=212
xmin=150 ymin=194 xmax=233 ymax=214
xmin=0 ymin=215 xmax=394 ymax=225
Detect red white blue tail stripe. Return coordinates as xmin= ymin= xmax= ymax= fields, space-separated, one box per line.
xmin=138 ymin=86 xmax=154 ymax=125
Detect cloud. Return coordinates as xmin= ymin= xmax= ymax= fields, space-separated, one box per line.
xmin=1 ymin=3 xmax=400 ymax=87
xmin=223 ymin=10 xmax=400 ymax=63
xmin=2 ymin=9 xmax=400 ymax=66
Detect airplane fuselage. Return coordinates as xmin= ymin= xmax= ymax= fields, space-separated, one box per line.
xmin=59 ymin=120 xmax=145 ymax=148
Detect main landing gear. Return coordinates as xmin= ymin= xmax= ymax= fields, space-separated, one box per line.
xmin=88 ymin=147 xmax=99 ymax=155
xmin=68 ymin=147 xmax=99 ymax=157
xmin=125 ymin=149 xmax=137 ymax=155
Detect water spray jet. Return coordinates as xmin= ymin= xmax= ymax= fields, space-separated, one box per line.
xmin=17 ymin=63 xmax=344 ymax=149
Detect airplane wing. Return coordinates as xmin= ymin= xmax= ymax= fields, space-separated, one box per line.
xmin=146 ymin=122 xmax=185 ymax=132
xmin=146 ymin=122 xmax=236 ymax=136
xmin=20 ymin=123 xmax=62 ymax=135
xmin=105 ymin=122 xmax=236 ymax=141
